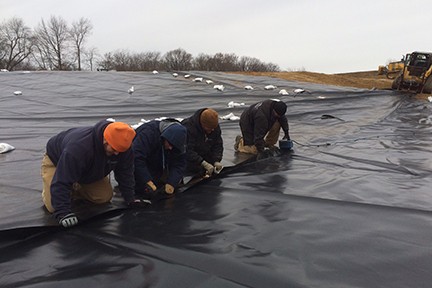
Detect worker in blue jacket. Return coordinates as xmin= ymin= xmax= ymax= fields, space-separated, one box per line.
xmin=133 ymin=118 xmax=187 ymax=198
xmin=41 ymin=120 xmax=139 ymax=228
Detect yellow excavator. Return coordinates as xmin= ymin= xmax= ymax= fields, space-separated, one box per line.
xmin=391 ymin=51 xmax=432 ymax=94
xmin=378 ymin=59 xmax=405 ymax=79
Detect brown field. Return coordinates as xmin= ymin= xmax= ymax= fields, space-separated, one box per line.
xmin=235 ymin=71 xmax=431 ymax=100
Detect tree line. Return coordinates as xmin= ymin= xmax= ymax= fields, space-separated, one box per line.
xmin=0 ymin=16 xmax=280 ymax=72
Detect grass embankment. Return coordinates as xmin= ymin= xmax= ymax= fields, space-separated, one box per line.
xmin=235 ymin=71 xmax=431 ymax=100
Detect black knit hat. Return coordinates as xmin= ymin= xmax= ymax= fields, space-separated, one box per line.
xmin=273 ymin=101 xmax=287 ymax=116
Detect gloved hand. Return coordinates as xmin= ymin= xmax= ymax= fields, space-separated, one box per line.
xmin=165 ymin=184 xmax=175 ymax=194
xmin=155 ymin=184 xmax=175 ymax=195
xmin=201 ymin=160 xmax=215 ymax=175
xmin=213 ymin=162 xmax=223 ymax=174
xmin=145 ymin=181 xmax=157 ymax=193
xmin=283 ymin=134 xmax=290 ymax=140
xmin=128 ymin=198 xmax=152 ymax=208
xmin=59 ymin=213 xmax=78 ymax=228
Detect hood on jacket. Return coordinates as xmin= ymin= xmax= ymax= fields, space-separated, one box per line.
xmin=160 ymin=121 xmax=187 ymax=154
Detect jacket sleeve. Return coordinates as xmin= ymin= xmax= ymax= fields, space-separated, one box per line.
xmin=50 ymin=150 xmax=84 ymax=219
xmin=133 ymin=132 xmax=155 ymax=189
xmin=279 ymin=115 xmax=290 ymax=136
xmin=185 ymin=130 xmax=204 ymax=165
xmin=253 ymin=112 xmax=269 ymax=152
xmin=113 ymin=149 xmax=135 ymax=204
xmin=211 ymin=127 xmax=224 ymax=162
xmin=167 ymin=152 xmax=187 ymax=188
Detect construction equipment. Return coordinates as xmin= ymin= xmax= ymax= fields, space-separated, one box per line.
xmin=378 ymin=58 xmax=405 ymax=79
xmin=392 ymin=51 xmax=432 ymax=93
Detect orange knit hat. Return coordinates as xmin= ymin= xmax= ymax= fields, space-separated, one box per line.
xmin=200 ymin=108 xmax=219 ymax=130
xmin=103 ymin=122 xmax=136 ymax=152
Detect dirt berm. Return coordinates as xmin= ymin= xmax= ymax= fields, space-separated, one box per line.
xmin=236 ymin=70 xmax=430 ymax=100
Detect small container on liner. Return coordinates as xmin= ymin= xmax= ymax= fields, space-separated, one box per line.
xmin=279 ymin=139 xmax=293 ymax=150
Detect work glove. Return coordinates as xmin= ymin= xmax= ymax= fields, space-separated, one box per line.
xmin=151 ymin=184 xmax=175 ymax=201
xmin=155 ymin=184 xmax=175 ymax=195
xmin=201 ymin=160 xmax=215 ymax=175
xmin=145 ymin=181 xmax=157 ymax=193
xmin=128 ymin=198 xmax=152 ymax=208
xmin=59 ymin=213 xmax=78 ymax=228
xmin=213 ymin=162 xmax=223 ymax=174
xmin=164 ymin=184 xmax=175 ymax=194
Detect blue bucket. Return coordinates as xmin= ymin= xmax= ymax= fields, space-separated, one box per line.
xmin=279 ymin=139 xmax=293 ymax=150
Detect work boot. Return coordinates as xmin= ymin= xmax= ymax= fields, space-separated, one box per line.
xmin=234 ymin=135 xmax=242 ymax=151
xmin=267 ymin=145 xmax=280 ymax=153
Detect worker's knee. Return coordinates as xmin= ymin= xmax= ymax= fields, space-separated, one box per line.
xmin=88 ymin=191 xmax=113 ymax=204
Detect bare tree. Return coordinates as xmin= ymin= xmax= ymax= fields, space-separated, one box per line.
xmin=0 ymin=17 xmax=35 ymax=71
xmin=0 ymin=15 xmax=281 ymax=72
xmin=69 ymin=18 xmax=92 ymax=70
xmin=238 ymin=56 xmax=263 ymax=71
xmin=264 ymin=62 xmax=280 ymax=72
xmin=129 ymin=51 xmax=161 ymax=71
xmin=83 ymin=47 xmax=99 ymax=71
xmin=97 ymin=52 xmax=114 ymax=71
xmin=97 ymin=50 xmax=131 ymax=71
xmin=193 ymin=53 xmax=212 ymax=71
xmin=96 ymin=50 xmax=161 ymax=71
xmin=34 ymin=16 xmax=71 ymax=70
xmin=112 ymin=50 xmax=132 ymax=71
xmin=238 ymin=56 xmax=279 ymax=72
xmin=163 ymin=48 xmax=192 ymax=71
xmin=142 ymin=51 xmax=161 ymax=71
xmin=129 ymin=53 xmax=143 ymax=71
xmin=210 ymin=53 xmax=239 ymax=71
xmin=0 ymin=29 xmax=7 ymax=67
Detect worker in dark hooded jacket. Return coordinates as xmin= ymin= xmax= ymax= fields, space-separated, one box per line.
xmin=133 ymin=119 xmax=187 ymax=198
xmin=181 ymin=108 xmax=224 ymax=178
xmin=41 ymin=120 xmax=139 ymax=228
xmin=235 ymin=99 xmax=290 ymax=154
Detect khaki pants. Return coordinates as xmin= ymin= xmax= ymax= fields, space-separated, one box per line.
xmin=41 ymin=154 xmax=113 ymax=213
xmin=238 ymin=122 xmax=281 ymax=154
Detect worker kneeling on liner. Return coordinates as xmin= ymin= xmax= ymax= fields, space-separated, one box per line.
xmin=132 ymin=119 xmax=187 ymax=198
xmin=41 ymin=120 xmax=141 ymax=228
xmin=181 ymin=108 xmax=224 ymax=179
xmin=235 ymin=99 xmax=291 ymax=155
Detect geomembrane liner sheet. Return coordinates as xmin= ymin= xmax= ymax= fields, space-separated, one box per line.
xmin=1 ymin=71 xmax=432 ymax=287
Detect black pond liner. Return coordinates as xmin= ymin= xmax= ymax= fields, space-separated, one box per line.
xmin=0 ymin=71 xmax=432 ymax=287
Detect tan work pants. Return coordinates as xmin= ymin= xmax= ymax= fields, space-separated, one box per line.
xmin=41 ymin=154 xmax=113 ymax=213
xmin=238 ymin=122 xmax=281 ymax=154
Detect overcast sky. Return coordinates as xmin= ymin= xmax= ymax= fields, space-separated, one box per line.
xmin=1 ymin=0 xmax=431 ymax=73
